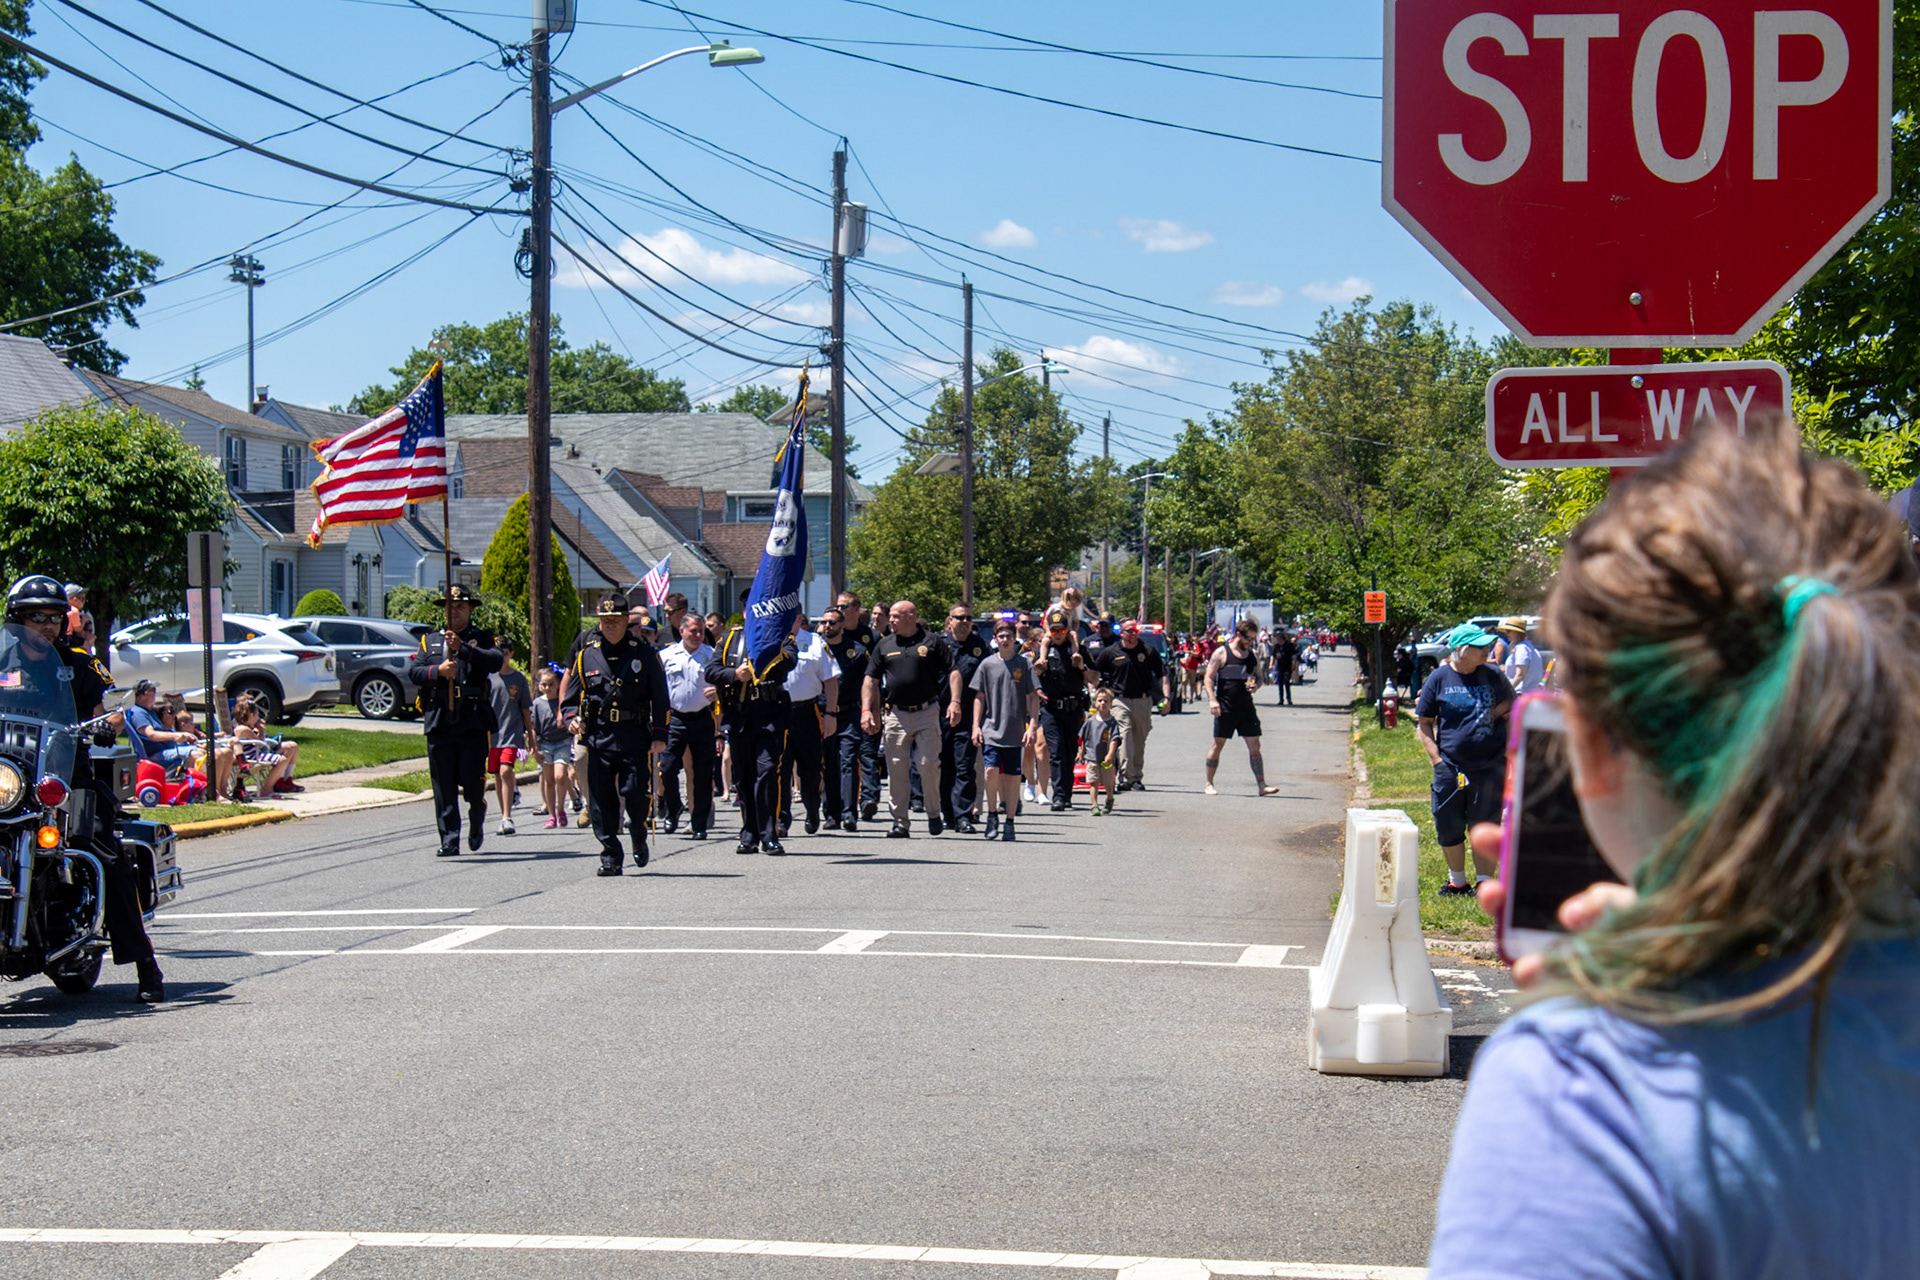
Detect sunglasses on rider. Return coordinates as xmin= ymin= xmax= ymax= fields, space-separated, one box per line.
xmin=21 ymin=612 xmax=62 ymax=626
xmin=950 ymin=614 xmax=973 ymax=622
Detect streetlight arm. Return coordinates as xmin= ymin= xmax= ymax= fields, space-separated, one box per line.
xmin=551 ymin=45 xmax=711 ymax=112
xmin=970 ymin=361 xmax=1071 ymax=392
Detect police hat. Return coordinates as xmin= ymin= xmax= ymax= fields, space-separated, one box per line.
xmin=596 ymin=594 xmax=631 ymax=618
xmin=438 ymin=584 xmax=479 ymax=606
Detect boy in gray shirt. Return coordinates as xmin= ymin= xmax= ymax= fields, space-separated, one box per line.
xmin=970 ymin=618 xmax=1039 ymax=841
xmin=489 ymin=640 xmax=535 ymax=834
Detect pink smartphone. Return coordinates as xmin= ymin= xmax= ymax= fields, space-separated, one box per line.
xmin=1497 ymin=694 xmax=1624 ymax=964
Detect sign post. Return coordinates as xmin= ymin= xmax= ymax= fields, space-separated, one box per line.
xmin=1367 ymin=578 xmax=1387 ymax=727
xmin=185 ymin=532 xmax=221 ymax=728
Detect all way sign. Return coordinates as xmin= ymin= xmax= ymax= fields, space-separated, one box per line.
xmin=1486 ymin=361 xmax=1791 ymax=468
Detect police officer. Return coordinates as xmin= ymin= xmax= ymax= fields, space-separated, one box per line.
xmin=818 ymin=606 xmax=867 ymax=831
xmin=6 ymin=576 xmax=164 ymax=1002
xmin=863 ymin=600 xmax=961 ymax=838
xmin=1092 ymin=619 xmax=1167 ymax=792
xmin=406 ymin=584 xmax=503 ymax=857
xmin=931 ymin=603 xmax=988 ymax=833
xmin=564 ymin=595 xmax=670 ymax=876
xmin=1036 ymin=605 xmax=1096 ymax=811
xmin=658 ymin=613 xmax=717 ymax=839
xmin=836 ymin=590 xmax=884 ymax=822
xmin=778 ymin=615 xmax=840 ymax=837
xmin=706 ymin=614 xmax=800 ymax=855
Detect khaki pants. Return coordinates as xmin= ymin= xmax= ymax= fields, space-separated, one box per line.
xmin=1114 ymin=695 xmax=1153 ymax=786
xmin=884 ymin=704 xmax=942 ymax=828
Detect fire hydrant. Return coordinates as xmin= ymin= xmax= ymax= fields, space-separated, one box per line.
xmin=1382 ymin=689 xmax=1400 ymax=729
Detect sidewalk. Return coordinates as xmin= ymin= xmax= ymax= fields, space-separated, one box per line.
xmin=253 ymin=755 xmax=430 ymax=818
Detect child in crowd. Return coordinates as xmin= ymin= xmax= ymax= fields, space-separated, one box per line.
xmin=233 ymin=694 xmax=302 ymax=795
xmin=1081 ymin=687 xmax=1120 ymax=815
xmin=530 ymin=667 xmax=578 ymax=830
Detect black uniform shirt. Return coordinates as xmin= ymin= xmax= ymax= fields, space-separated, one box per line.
xmin=407 ymin=624 xmax=504 ymax=736
xmin=562 ymin=631 xmax=670 ymax=749
xmin=1094 ymin=640 xmax=1165 ymax=698
xmin=869 ymin=627 xmax=953 ymax=709
xmin=1036 ymin=639 xmax=1092 ymax=707
xmin=937 ymin=629 xmax=990 ymax=706
xmin=705 ymin=627 xmax=799 ymax=723
xmin=825 ymin=634 xmax=870 ymax=715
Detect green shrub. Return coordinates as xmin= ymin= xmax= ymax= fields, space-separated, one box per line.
xmin=293 ymin=588 xmax=346 ymax=616
xmin=479 ymin=493 xmax=578 ymax=663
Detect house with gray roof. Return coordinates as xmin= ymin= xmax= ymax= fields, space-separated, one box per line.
xmin=0 ymin=333 xmax=97 ymax=434
xmin=447 ymin=411 xmax=872 ymax=615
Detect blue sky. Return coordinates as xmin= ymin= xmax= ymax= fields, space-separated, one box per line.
xmin=16 ymin=0 xmax=1501 ymax=469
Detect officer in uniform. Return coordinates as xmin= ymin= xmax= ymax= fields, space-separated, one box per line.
xmin=1036 ymin=604 xmax=1097 ymax=811
xmin=658 ymin=612 xmax=717 ymax=839
xmin=778 ymin=616 xmax=840 ymax=837
xmin=863 ymin=600 xmax=960 ymax=838
xmin=564 ymin=594 xmax=670 ymax=876
xmin=406 ymin=584 xmax=503 ymax=857
xmin=818 ymin=606 xmax=867 ymax=831
xmin=931 ymin=604 xmax=988 ymax=833
xmin=836 ymin=590 xmax=884 ymax=821
xmin=706 ymin=614 xmax=799 ymax=855
xmin=4 ymin=576 xmax=164 ymax=1002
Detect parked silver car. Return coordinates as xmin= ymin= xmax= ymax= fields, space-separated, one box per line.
xmin=292 ymin=615 xmax=431 ymax=720
xmin=109 ymin=613 xmax=341 ymax=724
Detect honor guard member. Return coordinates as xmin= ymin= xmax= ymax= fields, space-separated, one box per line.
xmin=778 ymin=616 xmax=840 ymax=837
xmin=1036 ymin=605 xmax=1097 ymax=811
xmin=658 ymin=613 xmax=718 ymax=839
xmin=564 ymin=595 xmax=670 ymax=876
xmin=706 ymin=615 xmax=800 ymax=855
xmin=818 ymin=606 xmax=867 ymax=831
xmin=930 ymin=604 xmax=988 ymax=833
xmin=862 ymin=600 xmax=961 ymax=838
xmin=406 ymin=584 xmax=503 ymax=857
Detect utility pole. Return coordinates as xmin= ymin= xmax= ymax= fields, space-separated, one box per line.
xmin=1187 ymin=550 xmax=1197 ymax=635
xmin=228 ymin=255 xmax=265 ymax=406
xmin=1099 ymin=414 xmax=1110 ymax=616
xmin=1162 ymin=548 xmax=1172 ymax=631
xmin=526 ymin=21 xmax=556 ymax=667
xmin=828 ymin=143 xmax=849 ymax=597
xmin=960 ymin=279 xmax=976 ymax=609
xmin=1138 ymin=471 xmax=1153 ymax=623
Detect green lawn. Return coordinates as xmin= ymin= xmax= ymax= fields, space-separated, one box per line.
xmin=143 ymin=801 xmax=267 ymax=826
xmin=373 ymin=769 xmax=433 ymax=794
xmin=275 ymin=726 xmax=426 ymax=776
xmin=1352 ymin=699 xmax=1494 ymax=939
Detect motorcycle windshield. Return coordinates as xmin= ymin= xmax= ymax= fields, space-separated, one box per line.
xmin=0 ymin=622 xmax=79 ymax=725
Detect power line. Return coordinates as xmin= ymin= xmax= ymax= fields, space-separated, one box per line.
xmin=628 ymin=0 xmax=1379 ymax=165
xmin=402 ymin=0 xmax=517 ymax=53
xmin=0 ymin=28 xmax=521 ymax=215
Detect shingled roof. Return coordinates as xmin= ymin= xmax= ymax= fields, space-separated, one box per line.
xmin=0 ymin=334 xmax=93 ymax=433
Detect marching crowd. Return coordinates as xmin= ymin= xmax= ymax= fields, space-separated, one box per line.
xmin=406 ymin=582 xmax=1333 ymax=875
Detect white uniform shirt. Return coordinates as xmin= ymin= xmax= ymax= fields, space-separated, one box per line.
xmin=784 ymin=628 xmax=841 ymax=703
xmin=661 ymin=641 xmax=716 ymax=714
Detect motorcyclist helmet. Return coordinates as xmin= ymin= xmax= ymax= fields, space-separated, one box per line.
xmin=5 ymin=575 xmax=69 ymax=621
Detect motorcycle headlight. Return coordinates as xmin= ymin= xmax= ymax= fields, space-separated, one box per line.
xmin=0 ymin=760 xmax=22 ymax=812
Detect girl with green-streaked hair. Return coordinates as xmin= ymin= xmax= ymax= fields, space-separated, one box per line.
xmin=1429 ymin=416 xmax=1920 ymax=1280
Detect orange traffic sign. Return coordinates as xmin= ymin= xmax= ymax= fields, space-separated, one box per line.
xmin=1364 ymin=591 xmax=1387 ymax=624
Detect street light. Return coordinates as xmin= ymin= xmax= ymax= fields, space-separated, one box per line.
xmin=1192 ymin=545 xmax=1227 ymax=635
xmin=1131 ymin=471 xmax=1173 ymax=622
xmin=525 ymin=22 xmax=765 ymax=665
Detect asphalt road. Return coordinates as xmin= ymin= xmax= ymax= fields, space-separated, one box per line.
xmin=1 ymin=655 xmax=1508 ymax=1280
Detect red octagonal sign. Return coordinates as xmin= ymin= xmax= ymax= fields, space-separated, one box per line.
xmin=1386 ymin=1 xmax=1892 ymax=347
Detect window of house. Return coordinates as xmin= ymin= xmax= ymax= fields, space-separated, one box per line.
xmin=281 ymin=444 xmax=301 ymax=490
xmin=224 ymin=435 xmax=247 ymax=488
xmin=738 ymin=498 xmax=776 ymax=520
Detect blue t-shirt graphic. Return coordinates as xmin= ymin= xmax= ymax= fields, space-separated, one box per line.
xmin=1415 ymin=663 xmax=1515 ymax=771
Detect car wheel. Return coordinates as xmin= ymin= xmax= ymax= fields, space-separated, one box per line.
xmin=355 ymin=673 xmax=403 ymax=720
xmin=230 ymin=679 xmax=281 ymax=726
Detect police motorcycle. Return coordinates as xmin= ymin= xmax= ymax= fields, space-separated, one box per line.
xmin=0 ymin=622 xmax=181 ymax=995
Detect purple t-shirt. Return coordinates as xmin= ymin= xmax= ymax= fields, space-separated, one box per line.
xmin=1429 ymin=933 xmax=1920 ymax=1278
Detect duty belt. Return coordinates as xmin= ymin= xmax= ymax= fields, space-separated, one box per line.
xmin=888 ymin=699 xmax=936 ymax=713
xmin=740 ymin=685 xmax=789 ymax=706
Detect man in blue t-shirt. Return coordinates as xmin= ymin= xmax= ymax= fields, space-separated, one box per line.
xmin=1414 ymin=622 xmax=1516 ymax=897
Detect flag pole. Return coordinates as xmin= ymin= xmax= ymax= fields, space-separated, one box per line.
xmin=441 ymin=494 xmax=456 ymax=707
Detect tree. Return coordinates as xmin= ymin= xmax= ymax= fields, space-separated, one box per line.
xmin=849 ymin=348 xmax=1120 ymax=609
xmin=184 ymin=365 xmax=205 ymax=392
xmin=1230 ymin=300 xmax=1545 ymax=692
xmin=478 ymin=493 xmax=578 ymax=662
xmin=0 ymin=400 xmax=233 ymax=659
xmin=700 ymin=384 xmax=787 ymax=419
xmin=1144 ymin=420 xmax=1242 ymax=559
xmin=293 ymin=589 xmax=346 ymax=616
xmin=0 ymin=4 xmax=159 ymax=374
xmin=349 ymin=314 xmax=690 ymax=416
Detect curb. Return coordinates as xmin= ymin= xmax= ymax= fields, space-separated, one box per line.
xmin=171 ymin=810 xmax=297 ymax=838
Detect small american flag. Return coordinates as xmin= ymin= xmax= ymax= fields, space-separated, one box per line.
xmin=641 ymin=554 xmax=672 ymax=607
xmin=307 ymin=363 xmax=448 ymax=547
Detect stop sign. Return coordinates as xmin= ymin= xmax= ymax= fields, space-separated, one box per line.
xmin=1385 ymin=1 xmax=1892 ymax=347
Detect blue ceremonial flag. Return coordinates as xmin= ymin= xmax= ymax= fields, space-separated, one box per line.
xmin=743 ymin=368 xmax=810 ymax=677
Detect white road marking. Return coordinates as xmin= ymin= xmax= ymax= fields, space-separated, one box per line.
xmin=234 ymin=947 xmax=1309 ymax=971
xmin=163 ymin=910 xmax=475 ymax=919
xmin=0 ymin=1227 xmax=1426 ymax=1279
xmin=400 ymin=926 xmax=505 ymax=954
xmin=1234 ymin=946 xmax=1296 ymax=967
xmin=216 ymin=1238 xmax=358 ymax=1280
xmin=818 ymin=930 xmax=889 ymax=953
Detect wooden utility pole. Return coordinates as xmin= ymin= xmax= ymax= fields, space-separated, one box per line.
xmin=960 ymin=280 xmax=975 ymax=609
xmin=828 ymin=143 xmax=848 ymax=596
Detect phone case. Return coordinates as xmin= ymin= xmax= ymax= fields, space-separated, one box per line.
xmin=1495 ymin=691 xmax=1562 ymax=966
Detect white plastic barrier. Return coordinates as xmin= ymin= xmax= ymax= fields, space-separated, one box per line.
xmin=1308 ymin=808 xmax=1453 ymax=1077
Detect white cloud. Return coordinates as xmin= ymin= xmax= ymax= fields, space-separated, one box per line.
xmin=1120 ymin=218 xmax=1214 ymax=253
xmin=979 ymin=218 xmax=1038 ymax=249
xmin=1212 ymin=281 xmax=1283 ymax=307
xmin=1054 ymin=335 xmax=1181 ymax=378
xmin=1298 ymin=276 xmax=1376 ymax=305
xmin=777 ymin=299 xmax=832 ymax=326
xmin=555 ymin=226 xmax=808 ymax=292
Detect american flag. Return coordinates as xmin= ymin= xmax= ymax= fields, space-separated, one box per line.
xmin=641 ymin=554 xmax=672 ymax=607
xmin=306 ymin=363 xmax=448 ymax=547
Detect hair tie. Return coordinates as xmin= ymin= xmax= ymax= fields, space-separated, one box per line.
xmin=1778 ymin=576 xmax=1839 ymax=628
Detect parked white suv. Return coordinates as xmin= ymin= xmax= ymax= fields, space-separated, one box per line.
xmin=108 ymin=613 xmax=342 ymax=724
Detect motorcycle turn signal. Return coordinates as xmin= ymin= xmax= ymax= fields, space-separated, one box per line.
xmin=35 ymin=825 xmax=59 ymax=850
xmin=33 ymin=776 xmax=66 ymax=807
